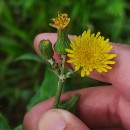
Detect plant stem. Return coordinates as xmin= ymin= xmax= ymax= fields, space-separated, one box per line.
xmin=61 ymin=54 xmax=66 ymax=75
xmin=53 ymin=54 xmax=66 ymax=108
xmin=53 ymin=79 xmax=64 ymax=108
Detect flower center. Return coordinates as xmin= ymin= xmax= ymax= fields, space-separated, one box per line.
xmin=74 ymin=42 xmax=104 ymax=68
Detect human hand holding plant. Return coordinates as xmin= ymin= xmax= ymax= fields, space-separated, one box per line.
xmin=24 ymin=33 xmax=130 ymax=129
xmin=23 ymin=13 xmax=130 ymax=130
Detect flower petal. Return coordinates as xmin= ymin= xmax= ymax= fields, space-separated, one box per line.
xmin=67 ymin=60 xmax=75 ymax=63
xmin=75 ymin=65 xmax=80 ymax=71
xmin=81 ymin=68 xmax=85 ymax=77
xmin=66 ymin=49 xmax=74 ymax=53
xmin=104 ymin=61 xmax=116 ymax=64
xmin=67 ymin=54 xmax=74 ymax=57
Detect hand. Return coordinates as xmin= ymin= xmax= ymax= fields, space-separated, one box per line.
xmin=23 ymin=33 xmax=130 ymax=130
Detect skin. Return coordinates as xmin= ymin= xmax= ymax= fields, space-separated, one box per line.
xmin=23 ymin=33 xmax=130 ymax=130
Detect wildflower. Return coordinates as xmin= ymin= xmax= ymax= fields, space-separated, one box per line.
xmin=66 ymin=30 xmax=117 ymax=77
xmin=49 ymin=13 xmax=70 ymax=30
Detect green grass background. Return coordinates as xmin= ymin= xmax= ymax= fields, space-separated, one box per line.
xmin=0 ymin=0 xmax=130 ymax=129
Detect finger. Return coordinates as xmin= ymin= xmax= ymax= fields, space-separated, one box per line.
xmin=34 ymin=33 xmax=72 ymax=65
xmin=93 ymin=128 xmax=124 ymax=130
xmin=23 ymin=99 xmax=53 ymax=130
xmin=34 ymin=33 xmax=60 ymax=65
xmin=90 ymin=43 xmax=130 ymax=101
xmin=34 ymin=33 xmax=56 ymax=55
xmin=34 ymin=33 xmax=72 ymax=55
xmin=61 ymin=86 xmax=123 ymax=129
xmin=23 ymin=86 xmax=125 ymax=130
xmin=38 ymin=109 xmax=90 ymax=130
xmin=34 ymin=33 xmax=130 ymax=100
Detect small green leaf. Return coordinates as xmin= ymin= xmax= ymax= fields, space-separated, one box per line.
xmin=59 ymin=93 xmax=80 ymax=114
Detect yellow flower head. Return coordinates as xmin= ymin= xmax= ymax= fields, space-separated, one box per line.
xmin=66 ymin=29 xmax=117 ymax=77
xmin=49 ymin=13 xmax=70 ymax=30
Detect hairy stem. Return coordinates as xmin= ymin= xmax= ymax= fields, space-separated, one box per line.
xmin=53 ymin=54 xmax=66 ymax=108
xmin=53 ymin=79 xmax=64 ymax=108
xmin=61 ymin=54 xmax=66 ymax=75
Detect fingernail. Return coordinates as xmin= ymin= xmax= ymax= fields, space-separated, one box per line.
xmin=38 ymin=109 xmax=66 ymax=130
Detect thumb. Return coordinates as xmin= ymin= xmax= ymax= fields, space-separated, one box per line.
xmin=38 ymin=109 xmax=90 ymax=130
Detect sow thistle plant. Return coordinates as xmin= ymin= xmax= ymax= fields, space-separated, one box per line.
xmin=39 ymin=13 xmax=117 ymax=113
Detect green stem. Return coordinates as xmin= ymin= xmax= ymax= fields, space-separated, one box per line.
xmin=53 ymin=54 xmax=66 ymax=108
xmin=53 ymin=79 xmax=64 ymax=108
xmin=48 ymin=58 xmax=60 ymax=76
xmin=61 ymin=54 xmax=66 ymax=75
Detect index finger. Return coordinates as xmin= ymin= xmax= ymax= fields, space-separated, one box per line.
xmin=34 ymin=33 xmax=130 ymax=101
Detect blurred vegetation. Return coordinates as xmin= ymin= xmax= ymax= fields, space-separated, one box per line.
xmin=0 ymin=0 xmax=130 ymax=129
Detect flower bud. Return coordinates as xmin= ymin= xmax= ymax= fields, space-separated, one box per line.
xmin=39 ymin=40 xmax=54 ymax=60
xmin=54 ymin=30 xmax=71 ymax=54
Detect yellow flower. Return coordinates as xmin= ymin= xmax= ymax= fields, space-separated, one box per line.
xmin=49 ymin=13 xmax=70 ymax=30
xmin=66 ymin=29 xmax=117 ymax=77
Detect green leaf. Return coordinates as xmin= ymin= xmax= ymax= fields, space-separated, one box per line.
xmin=40 ymin=68 xmax=58 ymax=99
xmin=95 ymin=0 xmax=106 ymax=6
xmin=14 ymin=124 xmax=24 ymax=130
xmin=15 ymin=53 xmax=45 ymax=63
xmin=59 ymin=93 xmax=80 ymax=114
xmin=0 ymin=113 xmax=11 ymax=130
xmin=0 ymin=1 xmax=5 ymax=15
xmin=64 ymin=73 xmax=107 ymax=92
xmin=2 ymin=22 xmax=30 ymax=43
xmin=70 ymin=3 xmax=80 ymax=20
xmin=1 ymin=1 xmax=14 ymax=24
xmin=105 ymin=0 xmax=125 ymax=17
xmin=0 ymin=36 xmax=23 ymax=56
xmin=27 ymin=68 xmax=58 ymax=110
